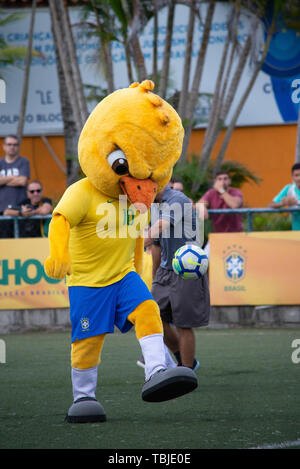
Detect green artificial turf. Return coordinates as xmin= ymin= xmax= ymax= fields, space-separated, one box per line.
xmin=0 ymin=327 xmax=299 ymax=449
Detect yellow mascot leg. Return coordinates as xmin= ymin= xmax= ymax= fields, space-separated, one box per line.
xmin=71 ymin=334 xmax=106 ymax=369
xmin=127 ymin=299 xmax=163 ymax=339
xmin=70 ymin=334 xmax=106 ymax=404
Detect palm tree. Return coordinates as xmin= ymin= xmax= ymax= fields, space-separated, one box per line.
xmin=213 ymin=0 xmax=300 ymax=174
xmin=49 ymin=0 xmax=88 ymax=134
xmin=49 ymin=0 xmax=90 ymax=183
xmin=17 ymin=0 xmax=37 ymax=143
xmin=212 ymin=14 xmax=275 ymax=175
xmin=280 ymin=0 xmax=300 ymax=164
xmin=186 ymin=0 xmax=280 ymax=194
xmin=0 ymin=6 xmax=43 ymax=141
xmin=158 ymin=0 xmax=175 ymax=98
xmin=90 ymin=0 xmax=115 ymax=93
xmin=52 ymin=23 xmax=79 ymax=185
xmin=177 ymin=0 xmax=196 ymax=118
xmin=296 ymin=103 xmax=300 ymax=164
xmin=180 ymin=0 xmax=216 ymax=162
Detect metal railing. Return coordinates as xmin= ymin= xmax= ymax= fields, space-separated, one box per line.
xmin=0 ymin=207 xmax=300 ymax=237
xmin=0 ymin=214 xmax=52 ymax=238
xmin=207 ymin=207 xmax=300 ymax=232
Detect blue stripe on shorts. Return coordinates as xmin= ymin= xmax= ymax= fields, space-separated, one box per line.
xmin=68 ymin=271 xmax=154 ymax=342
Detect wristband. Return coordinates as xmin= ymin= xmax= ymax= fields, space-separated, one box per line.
xmin=218 ymin=188 xmax=226 ymax=195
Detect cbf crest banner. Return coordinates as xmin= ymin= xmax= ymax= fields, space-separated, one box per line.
xmin=209 ymin=231 xmax=300 ymax=305
xmin=223 ymin=248 xmax=247 ymax=284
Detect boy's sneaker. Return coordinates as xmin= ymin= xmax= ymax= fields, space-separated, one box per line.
xmin=137 ymin=355 xmax=145 ymax=369
xmin=192 ymin=359 xmax=200 ymax=371
xmin=177 ymin=359 xmax=200 ymax=371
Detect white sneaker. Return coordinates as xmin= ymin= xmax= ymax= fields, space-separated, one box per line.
xmin=136 ymin=355 xmax=145 ymax=369
xmin=193 ymin=359 xmax=200 ymax=371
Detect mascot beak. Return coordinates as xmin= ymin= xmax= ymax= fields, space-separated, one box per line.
xmin=119 ymin=176 xmax=158 ymax=213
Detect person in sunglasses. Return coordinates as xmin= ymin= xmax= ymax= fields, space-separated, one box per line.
xmin=4 ymin=180 xmax=52 ymax=237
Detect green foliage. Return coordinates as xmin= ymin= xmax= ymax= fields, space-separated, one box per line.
xmin=0 ymin=9 xmax=42 ymax=77
xmin=173 ymin=155 xmax=261 ymax=202
xmin=0 ymin=46 xmax=38 ymax=65
xmin=0 ymin=9 xmax=25 ymax=28
xmin=251 ymin=212 xmax=292 ymax=231
xmin=173 ymin=155 xmax=207 ymax=202
xmin=221 ymin=160 xmax=262 ymax=188
xmin=84 ymin=83 xmax=108 ymax=104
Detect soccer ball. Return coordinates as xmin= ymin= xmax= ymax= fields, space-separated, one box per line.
xmin=172 ymin=244 xmax=208 ymax=279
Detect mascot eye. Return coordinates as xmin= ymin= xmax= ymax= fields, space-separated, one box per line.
xmin=107 ymin=150 xmax=129 ymax=175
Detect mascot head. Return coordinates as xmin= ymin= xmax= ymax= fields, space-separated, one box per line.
xmin=78 ymin=80 xmax=184 ymax=210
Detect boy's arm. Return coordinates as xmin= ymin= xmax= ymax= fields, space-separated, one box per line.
xmin=269 ymin=186 xmax=289 ymax=208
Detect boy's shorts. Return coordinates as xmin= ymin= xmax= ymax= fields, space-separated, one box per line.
xmin=69 ymin=271 xmax=154 ymax=342
xmin=151 ymin=267 xmax=210 ymax=328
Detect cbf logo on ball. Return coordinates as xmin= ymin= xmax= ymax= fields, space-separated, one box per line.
xmin=223 ymin=246 xmax=247 ymax=283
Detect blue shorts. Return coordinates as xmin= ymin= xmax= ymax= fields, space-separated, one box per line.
xmin=68 ymin=271 xmax=154 ymax=342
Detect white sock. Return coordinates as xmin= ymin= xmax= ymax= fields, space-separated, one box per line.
xmin=139 ymin=333 xmax=167 ymax=380
xmin=71 ymin=366 xmax=98 ymax=402
xmin=164 ymin=344 xmax=177 ymax=369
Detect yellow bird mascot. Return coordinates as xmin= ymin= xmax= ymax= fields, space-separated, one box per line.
xmin=44 ymin=80 xmax=197 ymax=423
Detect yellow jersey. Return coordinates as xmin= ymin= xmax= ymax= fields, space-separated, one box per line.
xmin=53 ymin=178 xmax=148 ymax=287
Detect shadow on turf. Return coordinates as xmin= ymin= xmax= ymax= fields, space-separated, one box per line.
xmin=213 ymin=369 xmax=256 ymax=377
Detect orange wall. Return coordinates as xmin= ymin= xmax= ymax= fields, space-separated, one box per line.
xmin=1 ymin=123 xmax=297 ymax=208
xmin=188 ymin=124 xmax=297 ymax=207
xmin=0 ymin=136 xmax=67 ymax=205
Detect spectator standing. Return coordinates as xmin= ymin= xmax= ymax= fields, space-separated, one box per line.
xmin=197 ymin=170 xmax=244 ymax=257
xmin=0 ymin=135 xmax=30 ymax=237
xmin=269 ymin=163 xmax=300 ymax=230
xmin=4 ymin=180 xmax=52 ymax=237
xmin=144 ymin=184 xmax=210 ymax=371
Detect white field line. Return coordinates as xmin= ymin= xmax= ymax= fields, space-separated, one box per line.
xmin=250 ymin=439 xmax=300 ymax=449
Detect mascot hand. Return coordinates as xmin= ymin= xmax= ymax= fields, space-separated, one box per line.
xmin=44 ymin=213 xmax=72 ymax=279
xmin=44 ymin=253 xmax=72 ymax=279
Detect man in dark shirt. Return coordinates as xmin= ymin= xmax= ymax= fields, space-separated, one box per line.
xmin=4 ymin=180 xmax=52 ymax=237
xmin=0 ymin=135 xmax=30 ymax=237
